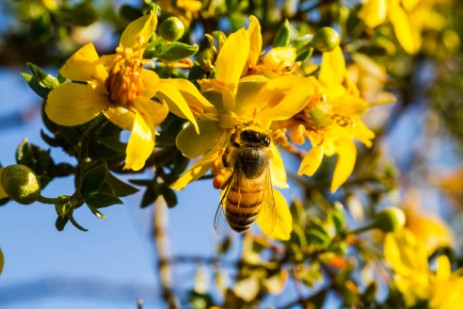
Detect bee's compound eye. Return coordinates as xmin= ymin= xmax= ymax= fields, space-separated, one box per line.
xmin=263 ymin=137 xmax=270 ymax=146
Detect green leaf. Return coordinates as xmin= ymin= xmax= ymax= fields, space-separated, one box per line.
xmin=88 ymin=205 xmax=107 ymax=219
xmin=0 ymin=248 xmax=4 ymax=275
xmin=307 ymin=229 xmax=330 ymax=247
xmin=68 ymin=213 xmax=88 ymax=232
xmin=145 ymin=42 xmax=199 ymax=61
xmin=80 ymin=161 xmax=108 ymax=196
xmin=84 ymin=191 xmax=123 ymax=208
xmin=332 ymin=201 xmax=345 ymax=232
xmin=24 ymin=62 xmax=59 ymax=96
xmin=69 ymin=2 xmax=98 ymax=26
xmin=160 ymin=185 xmax=177 ymax=208
xmin=55 ymin=216 xmax=69 ymax=231
xmin=273 ymin=19 xmax=291 ymax=47
xmin=105 ymin=173 xmax=139 ymax=197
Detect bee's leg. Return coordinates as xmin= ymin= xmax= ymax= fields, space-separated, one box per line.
xmin=222 ymin=146 xmax=231 ymax=167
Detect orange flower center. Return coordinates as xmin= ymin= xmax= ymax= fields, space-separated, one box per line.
xmin=106 ymin=42 xmax=149 ymax=105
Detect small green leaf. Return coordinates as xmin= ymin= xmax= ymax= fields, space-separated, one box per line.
xmin=160 ymin=185 xmax=177 ymax=208
xmin=80 ymin=161 xmax=108 ymax=196
xmin=145 ymin=42 xmax=199 ymax=61
xmin=26 ymin=62 xmax=59 ymax=89
xmin=21 ymin=73 xmax=50 ymax=99
xmin=307 ymin=229 xmax=330 ymax=247
xmin=55 ymin=216 xmax=69 ymax=231
xmin=88 ymin=205 xmax=107 ymax=219
xmin=105 ymin=173 xmax=139 ymax=197
xmin=68 ymin=213 xmax=88 ymax=232
xmin=332 ymin=201 xmax=345 ymax=232
xmin=84 ymin=191 xmax=123 ymax=208
xmin=273 ymin=19 xmax=291 ymax=47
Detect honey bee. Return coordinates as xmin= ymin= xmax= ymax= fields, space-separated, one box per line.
xmin=214 ymin=127 xmax=275 ymax=233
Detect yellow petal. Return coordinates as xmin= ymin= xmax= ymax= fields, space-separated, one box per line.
xmin=60 ymin=43 xmax=108 ymax=83
xmin=331 ymin=140 xmax=356 ymax=193
xmin=258 ymin=76 xmax=315 ymax=125
xmin=120 ymin=11 xmax=157 ymax=48
xmin=358 ymin=0 xmax=388 ymax=28
xmin=176 ymin=121 xmax=223 ymax=159
xmin=104 ymin=106 xmax=135 ymax=130
xmin=46 ymin=83 xmax=110 ymax=126
xmin=170 ymin=145 xmax=220 ymax=190
xmin=141 ymin=69 xmax=161 ymax=99
xmin=0 ymin=168 xmax=8 ymax=199
xmin=319 ymin=46 xmax=346 ymax=86
xmin=389 ymin=3 xmax=418 ymax=54
xmin=161 ymin=78 xmax=216 ymax=116
xmin=298 ymin=144 xmax=324 ymax=177
xmin=156 ymin=80 xmax=199 ymax=133
xmin=257 ymin=189 xmax=292 ymax=240
xmin=132 ymin=95 xmax=169 ymax=127
xmin=435 ymin=255 xmax=451 ymax=281
xmin=124 ymin=110 xmax=154 ymax=171
xmin=215 ymin=27 xmax=250 ymax=94
xmin=269 ymin=143 xmax=288 ymax=189
xmin=235 ymin=75 xmax=268 ymax=111
xmin=247 ymin=16 xmax=262 ymax=68
xmin=384 ymin=229 xmax=428 ymax=276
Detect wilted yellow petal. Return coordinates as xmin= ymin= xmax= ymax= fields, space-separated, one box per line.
xmin=176 ymin=121 xmax=223 ymax=159
xmin=298 ymin=144 xmax=324 ymax=176
xmin=389 ymin=3 xmax=418 ymax=54
xmin=170 ymin=145 xmax=220 ymax=191
xmin=319 ymin=46 xmax=346 ymax=86
xmin=0 ymin=168 xmax=7 ymax=199
xmin=120 ymin=12 xmax=157 ymax=48
xmin=269 ymin=143 xmax=288 ymax=189
xmin=358 ymin=0 xmax=388 ymax=28
xmin=104 ymin=106 xmax=135 ymax=130
xmin=247 ymin=15 xmax=262 ymax=68
xmin=46 ymin=83 xmax=110 ymax=126
xmin=215 ymin=28 xmax=250 ymax=94
xmin=331 ymin=140 xmax=356 ymax=193
xmin=60 ymin=43 xmax=108 ymax=83
xmin=257 ymin=189 xmax=292 ymax=240
xmin=156 ymin=81 xmax=199 ymax=133
xmin=124 ymin=110 xmax=154 ymax=171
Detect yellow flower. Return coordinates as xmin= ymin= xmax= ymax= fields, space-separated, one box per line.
xmin=384 ymin=228 xmax=463 ymax=308
xmin=401 ymin=190 xmax=454 ymax=253
xmin=177 ymin=0 xmax=202 ymax=13
xmin=245 ymin=16 xmax=299 ymax=76
xmin=167 ymin=17 xmax=315 ymax=240
xmin=46 ymin=12 xmax=197 ymax=171
xmin=283 ymin=46 xmax=375 ymax=192
xmin=358 ymin=0 xmax=447 ymax=54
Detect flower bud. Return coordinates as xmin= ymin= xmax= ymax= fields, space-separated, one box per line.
xmin=375 ymin=207 xmax=406 ymax=232
xmin=1 ymin=164 xmax=41 ymax=204
xmin=159 ymin=17 xmax=185 ymax=41
xmin=312 ymin=27 xmax=341 ymax=52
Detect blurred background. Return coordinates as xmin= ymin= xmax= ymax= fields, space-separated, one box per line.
xmin=1 ymin=0 xmax=463 ymax=308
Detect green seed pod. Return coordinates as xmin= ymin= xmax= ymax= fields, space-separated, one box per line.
xmin=375 ymin=207 xmax=406 ymax=233
xmin=1 ymin=164 xmax=41 ymax=204
xmin=159 ymin=17 xmax=185 ymax=41
xmin=312 ymin=27 xmax=341 ymax=52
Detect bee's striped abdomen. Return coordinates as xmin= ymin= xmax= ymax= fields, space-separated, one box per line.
xmin=225 ymin=173 xmax=266 ymax=232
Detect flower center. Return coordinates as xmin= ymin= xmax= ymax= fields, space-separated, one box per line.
xmin=106 ymin=41 xmax=149 ymax=105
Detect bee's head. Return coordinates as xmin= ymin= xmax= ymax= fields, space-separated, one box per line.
xmin=240 ymin=129 xmax=271 ymax=147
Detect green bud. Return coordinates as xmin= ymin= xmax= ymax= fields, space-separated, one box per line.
xmin=375 ymin=207 xmax=406 ymax=232
xmin=158 ymin=17 xmax=185 ymax=41
xmin=1 ymin=164 xmax=41 ymax=204
xmin=312 ymin=27 xmax=341 ymax=52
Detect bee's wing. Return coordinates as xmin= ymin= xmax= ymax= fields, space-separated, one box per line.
xmin=213 ymin=167 xmax=240 ymax=232
xmin=257 ymin=166 xmax=276 ymax=235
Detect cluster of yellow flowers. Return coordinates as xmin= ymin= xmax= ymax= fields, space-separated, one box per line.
xmin=45 ymin=13 xmax=383 ymax=240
